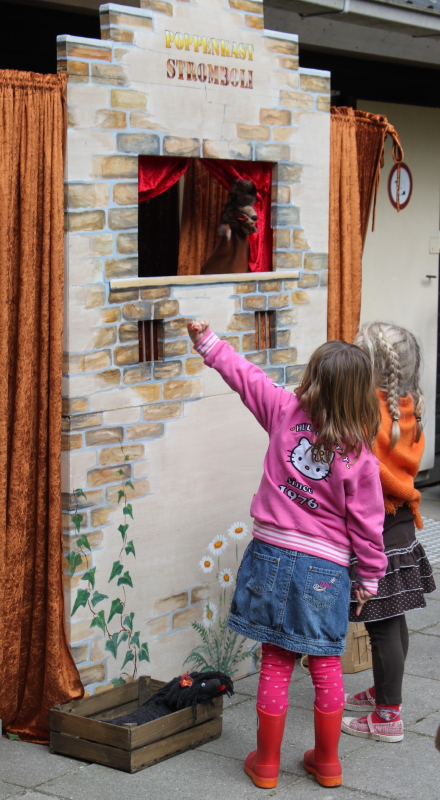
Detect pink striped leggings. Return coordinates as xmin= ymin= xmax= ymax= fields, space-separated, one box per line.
xmin=256 ymin=643 xmax=344 ymax=714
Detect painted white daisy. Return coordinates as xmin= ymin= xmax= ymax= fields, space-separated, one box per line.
xmin=218 ymin=568 xmax=234 ymax=588
xmin=228 ymin=522 xmax=248 ymax=541
xmin=199 ymin=555 xmax=214 ymax=573
xmin=202 ymin=601 xmax=218 ymax=629
xmin=208 ymin=534 xmax=229 ymax=556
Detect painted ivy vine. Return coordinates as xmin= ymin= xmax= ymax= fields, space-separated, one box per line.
xmin=67 ymin=446 xmax=149 ymax=681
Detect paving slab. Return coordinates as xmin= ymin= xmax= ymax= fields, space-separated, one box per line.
xmin=341 ymin=731 xmax=439 ymax=800
xmin=38 ymin=749 xmax=301 ymax=800
xmin=405 ymin=633 xmax=440 ymax=680
xmin=0 ymin=781 xmax=27 ymax=800
xmin=406 ymin=709 xmax=440 ymax=737
xmin=1 ymin=793 xmax=69 ymax=800
xmin=406 ymin=601 xmax=440 ymax=631
xmin=274 ymin=776 xmax=391 ymax=800
xmin=0 ymin=740 xmax=86 ymax=789
xmin=401 ymin=673 xmax=440 ymax=725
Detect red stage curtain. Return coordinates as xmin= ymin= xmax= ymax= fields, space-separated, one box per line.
xmin=138 ymin=155 xmax=189 ymax=202
xmin=201 ymin=159 xmax=273 ymax=272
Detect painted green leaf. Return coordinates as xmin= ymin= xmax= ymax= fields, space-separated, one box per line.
xmin=71 ymin=513 xmax=83 ymax=534
xmin=91 ymin=590 xmax=108 ymax=608
xmin=119 ymin=631 xmax=129 ymax=645
xmin=117 ymin=489 xmax=125 ymax=503
xmin=66 ymin=551 xmax=82 ymax=577
xmin=108 ymin=598 xmax=124 ymax=623
xmin=123 ymin=503 xmax=133 ymax=519
xmin=90 ymin=610 xmax=106 ymax=633
xmin=76 ymin=534 xmax=91 ymax=551
xmin=71 ymin=588 xmax=90 ymax=617
xmin=117 ymin=469 xmax=124 ymax=475
xmin=131 ymin=631 xmax=140 ymax=649
xmin=123 ymin=612 xmax=134 ymax=633
xmin=125 ymin=480 xmax=135 ymax=491
xmin=118 ymin=524 xmax=129 ymax=541
xmin=117 ymin=571 xmax=133 ymax=589
xmin=109 ymin=560 xmax=123 ymax=582
xmin=125 ymin=540 xmax=136 ymax=558
xmin=139 ymin=642 xmax=150 ymax=662
xmin=112 ymin=677 xmax=125 ymax=687
xmin=121 ymin=649 xmax=135 ymax=669
xmin=74 ymin=489 xmax=87 ymax=499
xmin=105 ymin=633 xmax=119 ymax=659
xmin=81 ymin=567 xmax=96 ymax=589
xmin=124 ymin=454 xmax=130 ymax=461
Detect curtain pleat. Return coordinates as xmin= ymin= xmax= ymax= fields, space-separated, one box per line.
xmin=328 ymin=107 xmax=403 ymax=342
xmin=0 ymin=69 xmax=83 ymax=743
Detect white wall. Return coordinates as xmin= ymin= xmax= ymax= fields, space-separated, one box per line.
xmin=360 ymin=101 xmax=440 ymax=471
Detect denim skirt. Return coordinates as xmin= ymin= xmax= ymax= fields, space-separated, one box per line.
xmin=227 ymin=539 xmax=351 ymax=656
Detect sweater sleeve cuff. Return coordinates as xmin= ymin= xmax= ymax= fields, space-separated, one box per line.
xmin=193 ymin=330 xmax=221 ymax=360
xmin=356 ymin=574 xmax=379 ymax=595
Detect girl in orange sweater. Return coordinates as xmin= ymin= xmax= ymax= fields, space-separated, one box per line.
xmin=342 ymin=322 xmax=436 ymax=743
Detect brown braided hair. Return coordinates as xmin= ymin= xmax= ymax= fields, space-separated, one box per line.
xmin=354 ymin=322 xmax=424 ymax=450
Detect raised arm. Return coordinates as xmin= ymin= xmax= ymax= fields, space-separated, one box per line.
xmin=188 ymin=320 xmax=291 ymax=434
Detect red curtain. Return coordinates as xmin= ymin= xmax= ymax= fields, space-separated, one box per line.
xmin=201 ymin=159 xmax=273 ymax=272
xmin=138 ymin=156 xmax=189 ymax=202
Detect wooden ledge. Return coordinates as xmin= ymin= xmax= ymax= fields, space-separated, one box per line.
xmin=109 ymin=271 xmax=300 ymax=290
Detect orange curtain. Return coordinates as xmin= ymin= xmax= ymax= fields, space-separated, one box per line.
xmin=328 ymin=107 xmax=403 ymax=342
xmin=0 ymin=70 xmax=83 ymax=743
xmin=177 ymin=158 xmax=228 ymax=275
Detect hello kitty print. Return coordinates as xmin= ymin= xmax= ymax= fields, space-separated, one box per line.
xmin=289 ymin=437 xmax=334 ymax=481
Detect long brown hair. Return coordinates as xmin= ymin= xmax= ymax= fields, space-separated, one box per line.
xmin=295 ymin=341 xmax=380 ymax=462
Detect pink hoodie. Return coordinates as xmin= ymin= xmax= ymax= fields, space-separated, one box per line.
xmin=195 ymin=331 xmax=387 ymax=594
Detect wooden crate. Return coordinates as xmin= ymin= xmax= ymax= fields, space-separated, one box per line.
xmin=341 ymin=622 xmax=372 ymax=674
xmin=50 ymin=676 xmax=223 ymax=773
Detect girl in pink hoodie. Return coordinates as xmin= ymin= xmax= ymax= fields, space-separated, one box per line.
xmin=188 ymin=320 xmax=387 ymax=789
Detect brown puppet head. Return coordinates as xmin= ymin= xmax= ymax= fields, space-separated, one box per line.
xmin=220 ymin=179 xmax=258 ymax=237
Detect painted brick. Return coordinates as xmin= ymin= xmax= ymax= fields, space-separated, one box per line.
xmin=269 ymin=347 xmax=297 ymax=365
xmin=242 ymin=333 xmax=257 ymax=351
xmin=293 ymin=230 xmax=310 ymax=249
xmin=275 ymin=229 xmax=290 ymax=249
xmin=259 ymin=108 xmax=291 ymax=126
xmin=66 ymin=210 xmax=105 ymax=232
xmin=60 ymin=42 xmax=112 ymax=61
xmin=140 ymin=287 xmax=171 ymax=300
xmin=242 ymin=295 xmax=266 ymax=310
xmin=218 ymin=336 xmax=240 ymax=352
xmin=91 ymin=64 xmax=127 ymax=86
xmin=277 ymin=207 xmax=300 ymax=227
xmin=268 ymin=293 xmax=289 ymax=309
xmin=66 ymin=618 xmax=95 ymax=644
xmin=227 ymin=313 xmax=255 ymax=332
xmin=172 ymin=605 xmax=203 ymax=629
xmin=65 ymin=183 xmax=109 ymax=209
xmin=191 ymin=585 xmax=210 ymax=604
xmin=109 ymin=289 xmax=139 ymax=304
xmin=64 ymin=530 xmax=103 ymax=552
xmin=117 ymin=133 xmax=160 ymax=155
xmin=113 ymin=183 xmax=138 ymax=206
xmin=87 ymin=234 xmax=113 ymax=256
xmin=262 ymin=367 xmax=285 ymax=383
xmin=62 ymin=397 xmax=88 ymax=415
xmin=278 ymin=164 xmax=303 ymax=183
xmin=143 ymin=402 xmax=182 ymax=421
xmin=234 ymin=282 xmax=254 ymax=294
xmin=114 ymin=344 xmax=138 ymax=366
xmin=126 ymin=423 xmax=164 ymax=442
xmin=62 ymin=511 xmax=88 ymax=533
xmin=264 ymin=38 xmax=298 ymax=56
xmin=130 ymin=111 xmax=162 ymax=129
xmin=236 ymin=124 xmax=269 ymax=142
xmin=99 ymin=444 xmax=145 ymax=465
xmin=131 ymin=384 xmax=161 ymax=402
xmin=141 ymin=0 xmax=174 ymax=15
xmin=245 ymin=14 xmax=264 ymax=29
xmin=291 ymin=290 xmax=311 ymax=305
xmin=163 ymin=318 xmax=188 ymax=338
xmin=255 ymin=143 xmax=289 ymax=162
xmin=85 ymin=427 xmax=123 ymax=446
xmin=123 ymin=364 xmax=151 ymax=384
xmin=163 ymin=340 xmax=188 ymax=358
xmin=91 ymin=506 xmax=114 ymax=526
xmin=101 ymin=9 xmax=154 ymax=29
xmin=61 ymin=433 xmax=82 ymax=451
xmin=69 ymin=413 xmax=103 ymax=430
xmin=275 ymin=252 xmax=302 ymax=270
xmin=273 ymin=127 xmax=295 ymax=143
xmin=71 ymin=643 xmax=88 ymax=664
xmin=153 ymin=361 xmax=182 ymax=379
xmin=95 ymin=109 xmax=127 ymax=129
xmin=280 ymin=90 xmax=313 ymax=110
xmin=101 ymin=27 xmax=134 ymax=43
xmin=94 ymin=327 xmax=117 ymax=348
xmin=300 ymin=74 xmax=330 ymax=93
xmin=245 ymin=351 xmax=267 ymax=365
xmin=163 ymin=379 xmax=201 ymax=400
xmin=320 ymin=271 xmax=328 ymax=286
xmin=277 ymin=185 xmax=290 ymax=204
xmin=117 ymin=233 xmax=138 ymax=254
xmin=155 ymin=592 xmax=188 ymax=615
xmin=62 ymin=488 xmax=103 ymax=509
xmin=108 ymin=207 xmax=137 ymax=230
xmin=78 ymin=662 xmax=106 ymax=686
xmin=154 ymin=299 xmax=179 ymax=318
xmin=88 ymin=465 xmax=131 ymax=486
xmin=286 ymin=365 xmax=305 ymax=384
xmin=276 ymin=329 xmax=291 ymax=347
xmin=122 ymin=301 xmax=152 ymax=320
xmin=184 ymin=356 xmax=204 ymax=375
xmin=298 ymin=273 xmax=319 ymax=288
xmin=229 ymin=141 xmax=252 ymax=159
xmin=147 ymin=616 xmax=170 ymax=636
xmin=119 ymin=322 xmax=138 ymax=342
xmin=277 ymin=308 xmax=298 ymax=326
xmin=107 ymin=478 xmax=150 ymax=502
xmin=58 ymin=60 xmax=89 ymax=81
xmin=317 ymin=95 xmax=331 ymax=112
xmin=229 ymin=0 xmax=262 ymax=11
xmin=100 ymin=308 xmax=120 ymax=323
xmin=278 ymin=57 xmax=299 ymax=71
xmin=259 ymin=280 xmax=281 ymax=292
xmin=163 ymin=137 xmax=200 ymax=157
xmin=304 ymin=253 xmax=328 ymax=271
xmin=105 ymin=258 xmax=138 ymax=279
xmin=98 ymin=156 xmax=137 ymax=179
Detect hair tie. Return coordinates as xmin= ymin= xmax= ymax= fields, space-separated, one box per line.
xmin=416 ymin=416 xmax=421 ymax=422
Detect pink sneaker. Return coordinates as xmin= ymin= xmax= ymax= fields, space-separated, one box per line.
xmin=342 ymin=712 xmax=404 ymax=743
xmin=344 ymin=689 xmax=375 ymax=713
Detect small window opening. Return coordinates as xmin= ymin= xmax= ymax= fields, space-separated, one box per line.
xmin=255 ymin=311 xmax=276 ymax=350
xmin=138 ymin=320 xmax=164 ymax=362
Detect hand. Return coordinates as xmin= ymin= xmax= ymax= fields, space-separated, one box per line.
xmin=187 ymin=320 xmax=210 ymax=344
xmin=355 ymin=587 xmax=373 ymax=617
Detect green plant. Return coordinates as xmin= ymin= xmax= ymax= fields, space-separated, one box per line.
xmin=183 ymin=524 xmax=260 ymax=676
xmin=68 ymin=447 xmax=149 ymax=680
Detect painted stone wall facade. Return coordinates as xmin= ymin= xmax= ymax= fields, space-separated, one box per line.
xmin=59 ymin=0 xmax=330 ymax=694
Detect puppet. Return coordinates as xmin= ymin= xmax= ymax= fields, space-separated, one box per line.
xmin=107 ymin=671 xmax=234 ymax=726
xmin=201 ymin=179 xmax=258 ymax=274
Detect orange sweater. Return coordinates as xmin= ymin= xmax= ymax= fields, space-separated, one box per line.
xmin=374 ymin=392 xmax=424 ymax=529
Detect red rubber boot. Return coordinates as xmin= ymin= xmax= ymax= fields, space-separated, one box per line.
xmin=244 ymin=707 xmax=287 ymax=789
xmin=303 ymin=705 xmax=343 ymax=787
